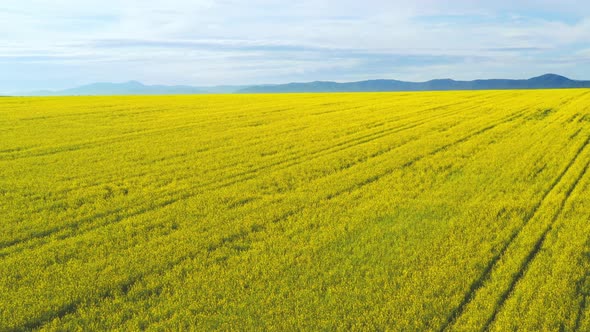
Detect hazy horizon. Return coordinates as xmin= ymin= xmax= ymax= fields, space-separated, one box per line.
xmin=12 ymin=72 xmax=587 ymax=93
xmin=2 ymin=1 xmax=590 ymax=93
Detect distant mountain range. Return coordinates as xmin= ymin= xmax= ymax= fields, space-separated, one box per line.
xmin=13 ymin=74 xmax=590 ymax=96
xmin=238 ymin=74 xmax=590 ymax=93
xmin=19 ymin=81 xmax=246 ymax=96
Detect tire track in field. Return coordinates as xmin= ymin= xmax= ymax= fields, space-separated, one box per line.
xmin=3 ymin=103 xmax=267 ymax=161
xmin=0 ymin=193 xmax=194 ymax=257
xmin=155 ymin=105 xmax=532 ymax=271
xmin=6 ymin=102 xmax=527 ymax=328
xmin=47 ymin=97 xmax=471 ymax=186
xmin=324 ymin=108 xmax=528 ymax=200
xmin=0 ymin=110 xmax=413 ymax=240
xmin=24 ymin=92 xmax=472 ymax=166
xmin=27 ymin=118 xmax=310 ymax=201
xmin=20 ymin=301 xmax=81 ymax=331
xmin=440 ymin=134 xmax=590 ymax=332
xmin=5 ymin=123 xmax=410 ymax=256
xmin=0 ymin=102 xmax=472 ymax=253
xmin=17 ymin=254 xmax=189 ymax=331
xmin=574 ymin=224 xmax=590 ymax=331
xmin=0 ymin=99 xmax=299 ymax=161
xmin=0 ymin=120 xmax=213 ymax=161
xmin=0 ymin=125 xmax=417 ymax=253
xmin=31 ymin=102 xmax=533 ymax=329
xmin=85 ymin=96 xmax=484 ymax=192
xmin=23 ymin=121 xmax=300 ymax=207
xmin=196 ymin=107 xmax=529 ymax=256
xmin=8 ymin=100 xmax=459 ymax=211
xmin=5 ymin=96 xmax=540 ymax=257
xmin=0 ymin=110 xmax=442 ymax=255
xmin=574 ymin=269 xmax=590 ymax=331
xmin=482 ymin=146 xmax=590 ymax=331
xmin=8 ymin=97 xmax=524 ymax=250
xmin=574 ymin=297 xmax=588 ymax=331
xmin=0 ymin=100 xmax=504 ymax=306
xmin=3 ymin=105 xmax=383 ymax=224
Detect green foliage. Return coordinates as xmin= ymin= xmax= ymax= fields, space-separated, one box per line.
xmin=1 ymin=90 xmax=590 ymax=330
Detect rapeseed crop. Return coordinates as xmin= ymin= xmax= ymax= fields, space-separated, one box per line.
xmin=1 ymin=90 xmax=590 ymax=330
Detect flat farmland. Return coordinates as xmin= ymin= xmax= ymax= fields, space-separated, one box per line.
xmin=2 ymin=90 xmax=590 ymax=330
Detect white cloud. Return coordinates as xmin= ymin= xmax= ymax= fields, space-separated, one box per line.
xmin=1 ymin=0 xmax=590 ymax=91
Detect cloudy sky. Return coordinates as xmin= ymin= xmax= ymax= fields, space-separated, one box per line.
xmin=2 ymin=0 xmax=590 ymax=92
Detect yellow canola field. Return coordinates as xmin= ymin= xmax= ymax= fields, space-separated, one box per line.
xmin=1 ymin=90 xmax=590 ymax=330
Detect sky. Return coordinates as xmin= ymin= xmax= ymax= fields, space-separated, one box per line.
xmin=2 ymin=0 xmax=590 ymax=92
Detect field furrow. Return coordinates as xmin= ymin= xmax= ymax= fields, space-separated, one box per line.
xmin=1 ymin=90 xmax=590 ymax=330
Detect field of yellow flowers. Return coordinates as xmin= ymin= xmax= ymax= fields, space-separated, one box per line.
xmin=1 ymin=90 xmax=590 ymax=330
